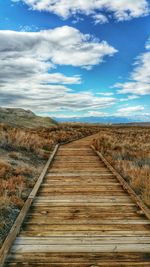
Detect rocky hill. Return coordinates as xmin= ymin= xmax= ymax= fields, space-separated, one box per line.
xmin=0 ymin=108 xmax=57 ymax=128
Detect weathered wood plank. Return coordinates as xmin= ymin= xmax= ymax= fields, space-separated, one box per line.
xmin=10 ymin=243 xmax=150 ymax=253
xmin=27 ymin=214 xmax=142 ymax=221
xmin=6 ymin=252 xmax=150 ymax=263
xmin=42 ymin=182 xmax=120 ymax=186
xmin=46 ymin=173 xmax=114 ymax=176
xmin=24 ymin=218 xmax=149 ymax=224
xmin=14 ymin=236 xmax=150 ymax=245
xmin=40 ymin=185 xmax=123 ymax=190
xmin=5 ymin=262 xmax=150 ymax=266
xmin=19 ymin=230 xmax=150 ymax=237
xmin=30 ymin=205 xmax=138 ymax=212
xmin=22 ymin=224 xmax=150 ymax=231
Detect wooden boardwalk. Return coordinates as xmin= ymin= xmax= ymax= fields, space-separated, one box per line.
xmin=3 ymin=135 xmax=150 ymax=266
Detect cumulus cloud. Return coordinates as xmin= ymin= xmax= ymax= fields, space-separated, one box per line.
xmin=0 ymin=26 xmax=117 ymax=73
xmin=114 ymin=40 xmax=150 ymax=95
xmin=0 ymin=26 xmax=117 ymax=113
xmin=12 ymin=0 xmax=149 ymax=22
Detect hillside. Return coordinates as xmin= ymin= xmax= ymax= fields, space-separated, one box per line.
xmin=0 ymin=108 xmax=57 ymax=128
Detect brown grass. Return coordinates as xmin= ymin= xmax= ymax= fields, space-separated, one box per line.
xmin=0 ymin=123 xmax=100 ymax=155
xmin=92 ymin=126 xmax=150 ymax=207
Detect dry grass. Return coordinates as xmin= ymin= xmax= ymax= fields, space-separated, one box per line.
xmin=92 ymin=126 xmax=150 ymax=207
xmin=0 ymin=123 xmax=100 ymax=155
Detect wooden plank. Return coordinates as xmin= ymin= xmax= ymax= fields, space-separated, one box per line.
xmin=6 ymin=252 xmax=150 ymax=263
xmin=52 ymin=162 xmax=104 ymax=166
xmin=14 ymin=236 xmax=150 ymax=245
xmin=39 ymin=188 xmax=124 ymax=193
xmin=40 ymin=184 xmax=123 ymax=190
xmin=50 ymin=168 xmax=108 ymax=172
xmin=46 ymin=173 xmax=113 ymax=176
xmin=33 ymin=202 xmax=136 ymax=207
xmin=50 ymin=168 xmax=106 ymax=171
xmin=39 ymin=192 xmax=126 ymax=196
xmin=22 ymin=224 xmax=150 ymax=231
xmin=42 ymin=182 xmax=120 ymax=186
xmin=27 ymin=214 xmax=141 ymax=220
xmin=54 ymin=157 xmax=101 ymax=162
xmin=44 ymin=177 xmax=116 ymax=182
xmin=30 ymin=205 xmax=138 ymax=212
xmin=24 ymin=218 xmax=149 ymax=224
xmin=57 ymin=152 xmax=95 ymax=156
xmin=45 ymin=175 xmax=116 ymax=180
xmin=10 ymin=243 xmax=150 ymax=253
xmin=34 ymin=195 xmax=133 ymax=202
xmin=58 ymin=149 xmax=92 ymax=151
xmin=5 ymin=262 xmax=150 ymax=266
xmin=19 ymin=230 xmax=150 ymax=237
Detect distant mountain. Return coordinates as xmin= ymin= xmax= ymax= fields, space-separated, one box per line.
xmin=0 ymin=108 xmax=57 ymax=128
xmin=54 ymin=116 xmax=150 ymax=124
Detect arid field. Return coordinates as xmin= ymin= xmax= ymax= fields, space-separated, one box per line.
xmin=92 ymin=126 xmax=150 ymax=207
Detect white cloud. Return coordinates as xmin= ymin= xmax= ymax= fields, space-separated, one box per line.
xmin=114 ymin=40 xmax=150 ymax=95
xmin=0 ymin=26 xmax=117 ymax=72
xmin=119 ymin=95 xmax=139 ymax=102
xmin=52 ymin=111 xmax=107 ymax=118
xmin=0 ymin=26 xmax=117 ymax=114
xmin=93 ymin=14 xmax=108 ymax=24
xmin=0 ymin=26 xmax=117 ymax=113
xmin=127 ymin=95 xmax=139 ymax=100
xmin=35 ymin=73 xmax=81 ymax=85
xmin=0 ymin=83 xmax=116 ymax=113
xmin=118 ymin=105 xmax=145 ymax=115
xmin=97 ymin=92 xmax=114 ymax=96
xmin=13 ymin=0 xmax=149 ymax=21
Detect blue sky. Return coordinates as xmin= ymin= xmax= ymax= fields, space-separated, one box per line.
xmin=0 ymin=0 xmax=150 ymax=120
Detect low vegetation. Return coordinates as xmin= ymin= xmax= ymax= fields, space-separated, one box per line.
xmin=92 ymin=126 xmax=150 ymax=207
xmin=0 ymin=122 xmax=100 ymax=246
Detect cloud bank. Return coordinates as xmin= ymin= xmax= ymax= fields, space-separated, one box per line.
xmin=114 ymin=39 xmax=150 ymax=96
xmin=0 ymin=26 xmax=116 ymax=113
xmin=13 ymin=0 xmax=149 ymax=22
